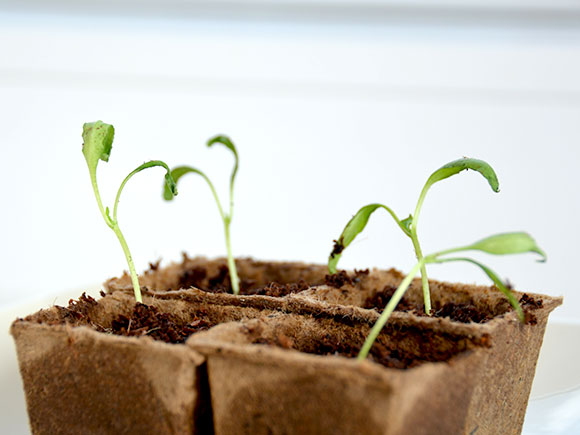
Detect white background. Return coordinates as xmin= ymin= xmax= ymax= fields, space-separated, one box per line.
xmin=0 ymin=2 xmax=578 ymax=321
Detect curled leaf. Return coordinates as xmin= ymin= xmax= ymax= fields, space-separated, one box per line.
xmin=328 ymin=203 xmax=407 ymax=274
xmin=82 ymin=121 xmax=114 ymax=171
xmin=163 ymin=166 xmax=205 ymax=201
xmin=426 ymin=158 xmax=499 ymax=193
xmin=207 ymin=135 xmax=239 ymax=190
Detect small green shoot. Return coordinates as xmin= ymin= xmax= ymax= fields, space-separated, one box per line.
xmin=163 ymin=135 xmax=241 ymax=294
xmin=357 ymin=232 xmax=546 ymax=360
xmin=329 ymin=158 xmax=499 ymax=314
xmin=82 ymin=121 xmax=177 ymax=303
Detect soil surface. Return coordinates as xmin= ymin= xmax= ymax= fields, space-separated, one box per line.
xmin=362 ymin=285 xmax=543 ymax=325
xmin=252 ymin=323 xmax=488 ymax=370
xmin=59 ymin=293 xmax=212 ymax=344
xmin=179 ymin=264 xmax=313 ymax=297
xmin=253 ymin=333 xmax=423 ymax=369
xmin=110 ymin=303 xmax=212 ymax=343
xmin=324 ymin=269 xmax=369 ymax=288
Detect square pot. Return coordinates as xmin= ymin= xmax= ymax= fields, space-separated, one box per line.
xmin=11 ymin=288 xmax=289 ymax=435
xmin=105 ymin=256 xmax=329 ymax=296
xmin=189 ymin=279 xmax=561 ymax=435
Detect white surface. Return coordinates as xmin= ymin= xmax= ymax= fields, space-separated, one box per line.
xmin=0 ymin=10 xmax=578 ymax=319
xmin=2 ymin=293 xmax=577 ymax=434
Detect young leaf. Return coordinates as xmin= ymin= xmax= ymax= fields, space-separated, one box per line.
xmin=433 ymin=232 xmax=547 ymax=262
xmin=328 ymin=203 xmax=408 ymax=274
xmin=465 ymin=232 xmax=546 ymax=261
xmin=163 ymin=135 xmax=241 ymax=295
xmin=82 ymin=121 xmax=114 ymax=171
xmin=163 ymin=166 xmax=207 ymax=201
xmin=207 ymin=135 xmax=239 ymax=197
xmin=114 ymin=161 xmax=177 ymax=222
xmin=426 ymin=158 xmax=499 ymax=193
xmin=432 ymin=256 xmax=524 ymax=322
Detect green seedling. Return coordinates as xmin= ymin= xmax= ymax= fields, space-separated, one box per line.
xmin=82 ymin=121 xmax=177 ymax=303
xmin=357 ymin=231 xmax=546 ymax=360
xmin=329 ymin=158 xmax=501 ymax=313
xmin=326 ymin=158 xmax=546 ymax=359
xmin=163 ymin=135 xmax=240 ymax=294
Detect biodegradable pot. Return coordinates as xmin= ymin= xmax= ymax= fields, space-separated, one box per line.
xmin=105 ymin=256 xmax=329 ymax=295
xmin=11 ymin=288 xmax=291 ymax=435
xmin=12 ymin=258 xmax=562 ymax=434
xmin=188 ymin=281 xmax=561 ymax=435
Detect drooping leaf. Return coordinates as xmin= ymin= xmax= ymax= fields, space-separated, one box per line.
xmin=207 ymin=135 xmax=239 ymax=190
xmin=328 ymin=203 xmax=407 ymax=274
xmin=114 ymin=160 xmax=178 ymax=221
xmin=163 ymin=166 xmax=202 ymax=201
xmin=466 ymin=232 xmax=546 ymax=261
xmin=412 ymin=158 xmax=500 ymax=233
xmin=426 ymin=158 xmax=499 ymax=193
xmin=433 ymin=256 xmax=524 ymax=322
xmin=82 ymin=121 xmax=114 ymax=171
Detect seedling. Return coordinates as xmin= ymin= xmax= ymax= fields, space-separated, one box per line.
xmin=163 ymin=135 xmax=240 ymax=294
xmin=82 ymin=121 xmax=177 ymax=303
xmin=326 ymin=158 xmax=546 ymax=359
xmin=357 ymin=231 xmax=546 ymax=360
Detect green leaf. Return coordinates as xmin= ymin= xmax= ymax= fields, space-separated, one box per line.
xmin=432 ymin=256 xmax=524 ymax=322
xmin=328 ymin=203 xmax=407 ymax=274
xmin=207 ymin=135 xmax=239 ymax=202
xmin=207 ymin=135 xmax=238 ymax=158
xmin=412 ymin=158 xmax=500 ymax=235
xmin=426 ymin=158 xmax=499 ymax=193
xmin=82 ymin=121 xmax=114 ymax=171
xmin=163 ymin=166 xmax=208 ymax=201
xmin=400 ymin=215 xmax=413 ymax=235
xmin=467 ymin=232 xmax=547 ymax=261
xmin=114 ymin=160 xmax=177 ymax=221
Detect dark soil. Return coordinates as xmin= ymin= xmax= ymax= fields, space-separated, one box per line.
xmin=520 ymin=293 xmax=543 ymax=325
xmin=363 ymin=287 xmax=543 ymax=325
xmin=179 ymin=264 xmax=314 ymax=297
xmin=311 ymin=335 xmax=422 ymax=370
xmin=329 ymin=238 xmax=344 ymax=258
xmin=252 ymin=326 xmax=488 ymax=370
xmin=58 ymin=293 xmax=212 ymax=344
xmin=433 ymin=303 xmax=492 ymax=323
xmin=111 ymin=303 xmax=212 ymax=344
xmin=324 ymin=269 xmax=369 ymax=288
xmin=362 ymin=285 xmax=416 ymax=312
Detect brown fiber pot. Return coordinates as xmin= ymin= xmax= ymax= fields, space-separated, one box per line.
xmin=12 ymin=258 xmax=561 ymax=434
xmin=185 ymin=275 xmax=561 ymax=435
xmin=10 ymin=288 xmax=291 ymax=435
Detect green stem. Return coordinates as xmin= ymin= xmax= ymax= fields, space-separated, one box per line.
xmin=112 ymin=223 xmax=142 ymax=303
xmin=411 ymin=234 xmax=431 ymax=314
xmin=89 ymin=172 xmax=112 ymax=227
xmin=224 ymin=218 xmax=240 ymax=295
xmin=357 ymin=261 xmax=423 ymax=360
xmin=410 ymin=183 xmax=432 ymax=315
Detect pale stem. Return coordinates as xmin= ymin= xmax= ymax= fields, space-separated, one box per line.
xmin=112 ymin=223 xmax=142 ymax=303
xmin=89 ymin=172 xmax=111 ymax=226
xmin=224 ymin=219 xmax=240 ymax=295
xmin=411 ymin=234 xmax=431 ymax=314
xmin=410 ymin=183 xmax=432 ymax=314
xmin=357 ymin=261 xmax=423 ymax=360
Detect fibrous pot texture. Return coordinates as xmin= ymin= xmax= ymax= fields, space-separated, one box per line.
xmin=12 ymin=257 xmax=561 ymax=435
xmin=105 ymin=256 xmax=329 ymax=296
xmin=11 ymin=289 xmax=286 ymax=435
xmin=190 ymin=285 xmax=560 ymax=435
